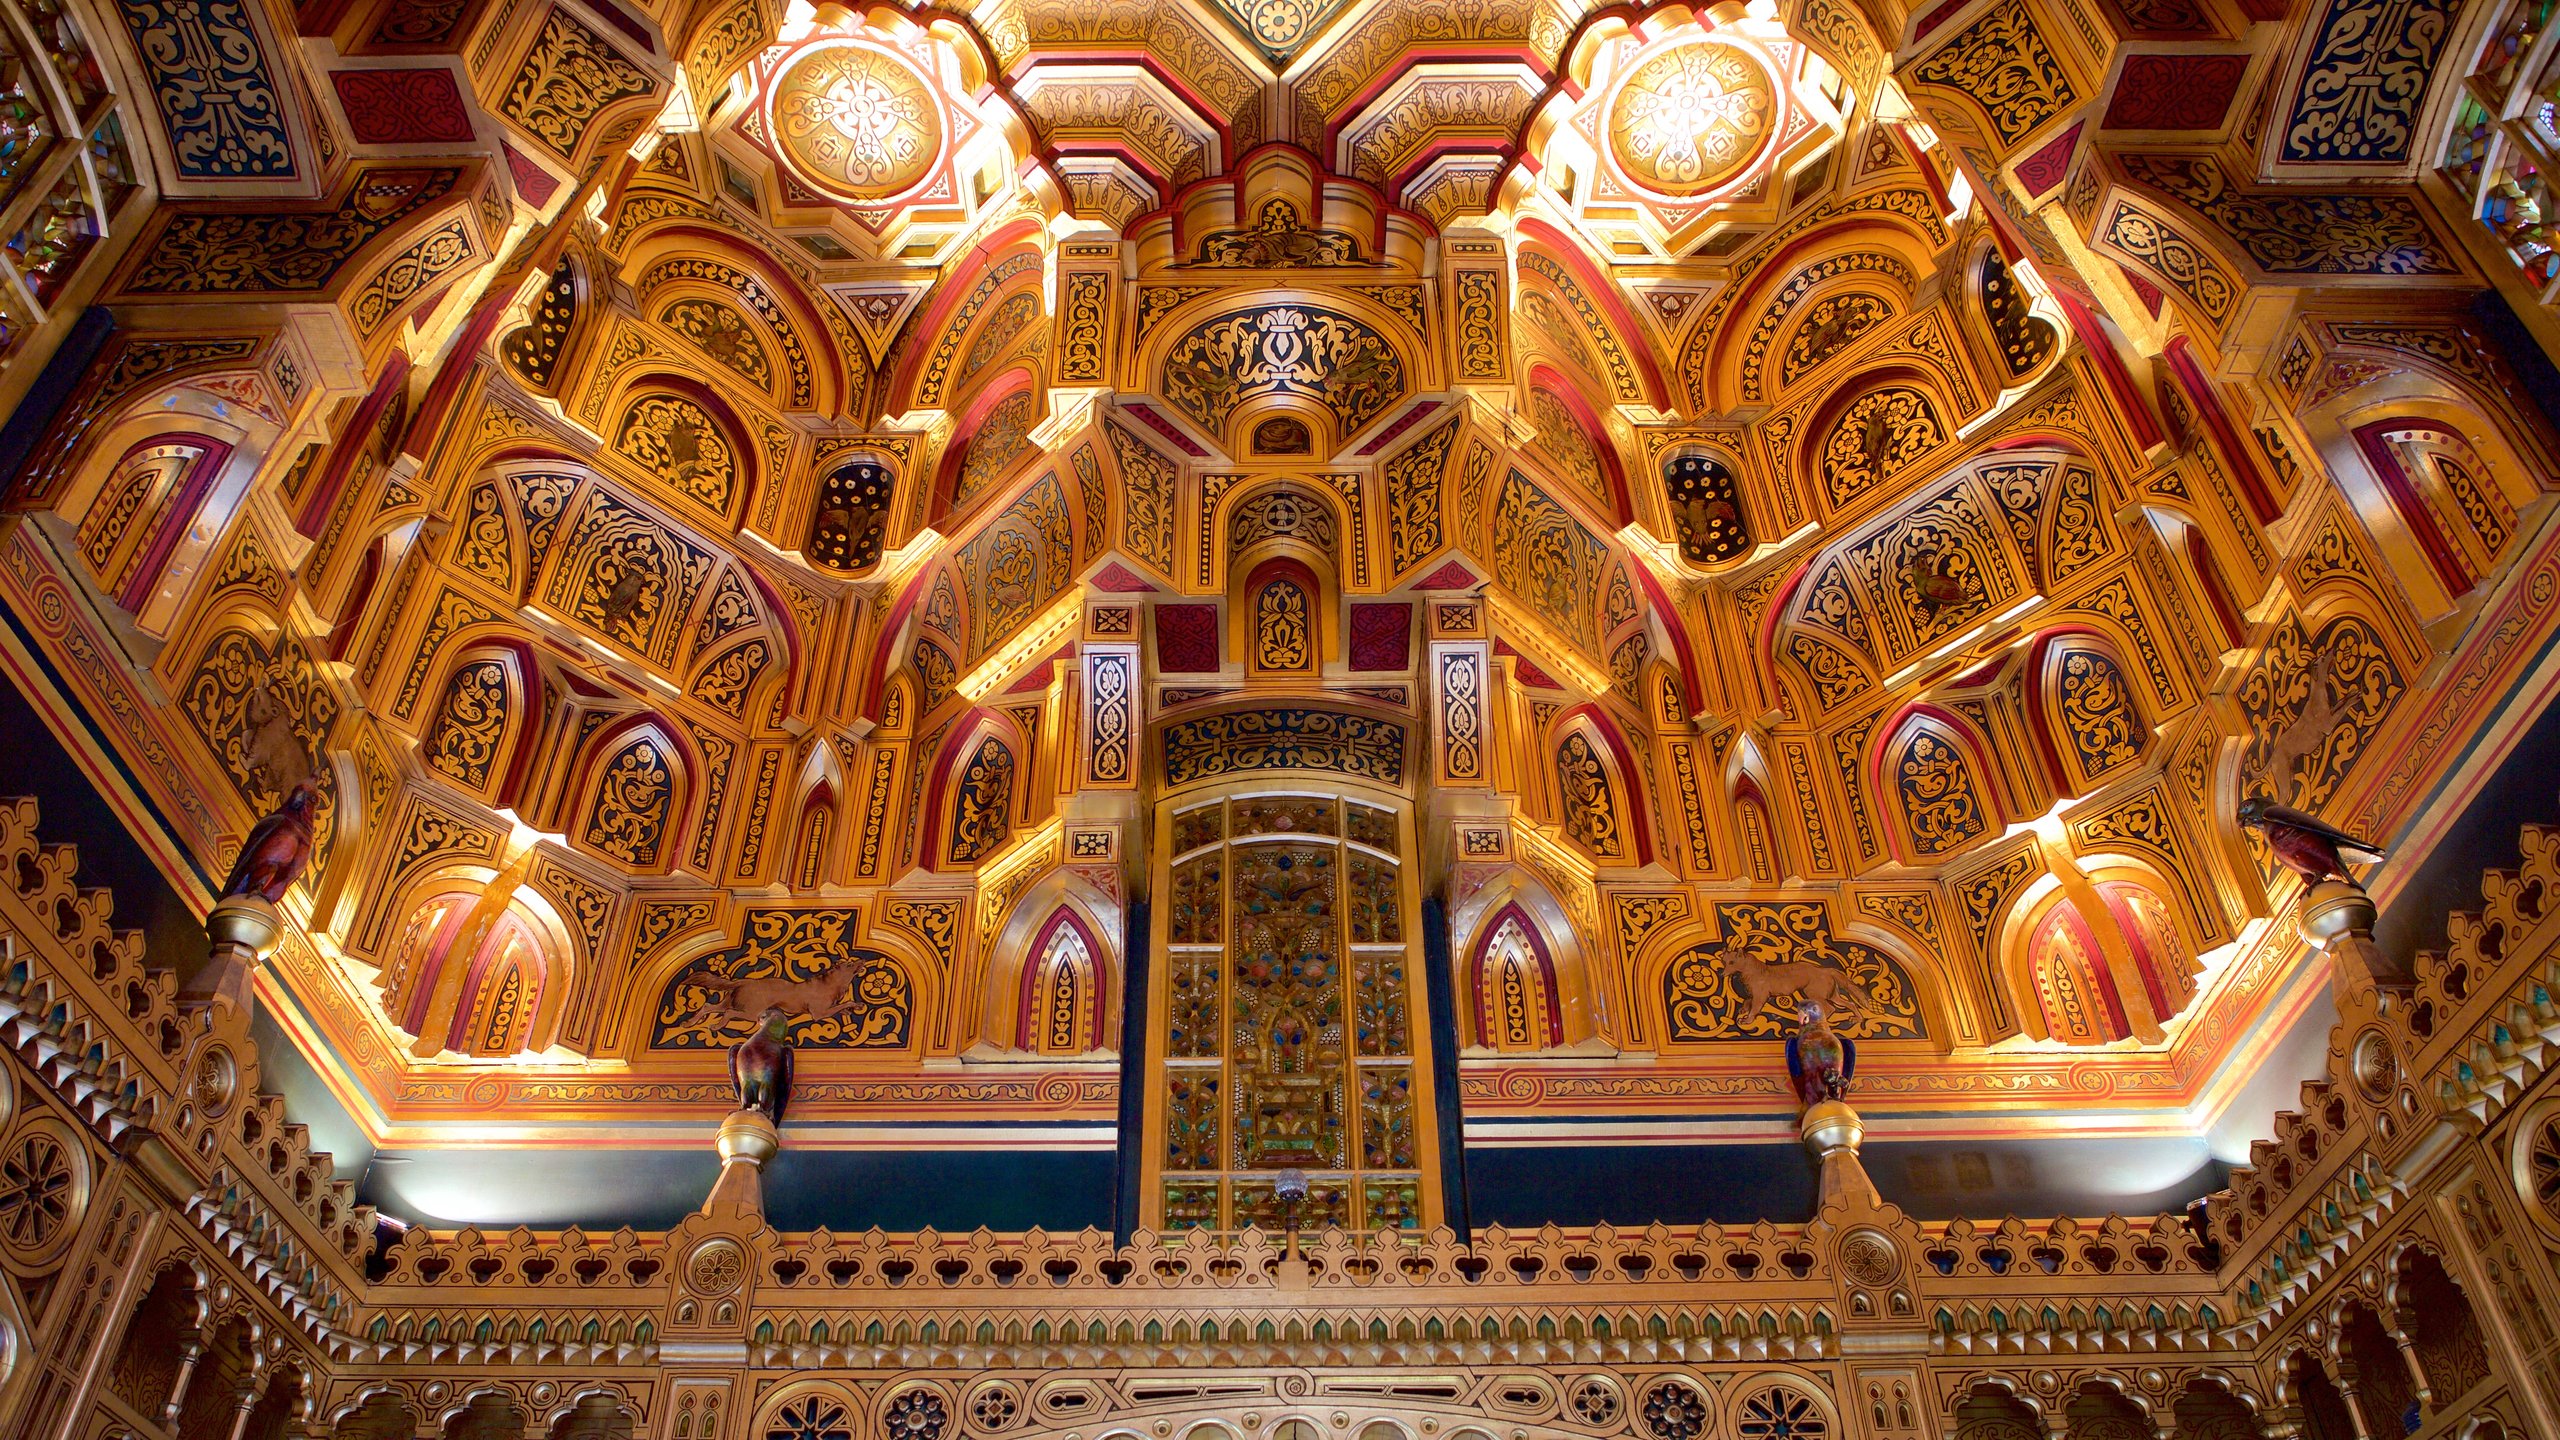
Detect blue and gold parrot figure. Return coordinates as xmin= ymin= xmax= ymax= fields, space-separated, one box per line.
xmin=730 ymin=1006 xmax=795 ymax=1124
xmin=1784 ymin=999 xmax=1855 ymax=1109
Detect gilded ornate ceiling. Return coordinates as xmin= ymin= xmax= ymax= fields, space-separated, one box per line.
xmin=0 ymin=0 xmax=2549 ymax=1210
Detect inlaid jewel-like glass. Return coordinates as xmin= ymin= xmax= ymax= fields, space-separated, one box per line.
xmin=1155 ymin=793 xmax=1430 ymax=1231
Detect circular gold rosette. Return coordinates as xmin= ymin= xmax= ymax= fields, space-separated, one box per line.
xmin=1606 ymin=38 xmax=1780 ymax=199
xmin=768 ymin=38 xmax=945 ymax=202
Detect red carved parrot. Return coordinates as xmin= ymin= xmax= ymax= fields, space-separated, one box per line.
xmin=219 ymin=779 xmax=319 ymax=903
xmin=730 ymin=1007 xmax=795 ymax=1124
xmin=2237 ymin=795 xmax=2387 ymax=885
xmin=1785 ymin=999 xmax=1856 ymax=1109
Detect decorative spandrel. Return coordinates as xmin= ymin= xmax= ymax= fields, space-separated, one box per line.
xmin=1153 ymin=793 xmax=1432 ymax=1231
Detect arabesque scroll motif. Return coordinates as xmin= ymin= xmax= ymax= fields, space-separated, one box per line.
xmin=1161 ymin=305 xmax=1405 ymax=439
xmin=652 ymin=908 xmax=911 ymax=1048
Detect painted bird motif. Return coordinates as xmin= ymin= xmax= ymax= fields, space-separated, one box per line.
xmin=1784 ymin=999 xmax=1856 ymax=1109
xmin=729 ymin=1006 xmax=795 ymax=1125
xmin=1904 ymin=550 xmax=1967 ymax=611
xmin=219 ymin=779 xmax=319 ymax=904
xmin=2236 ymin=795 xmax=2388 ymax=885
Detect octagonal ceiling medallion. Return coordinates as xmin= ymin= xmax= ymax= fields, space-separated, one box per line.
xmin=1606 ymin=38 xmax=1779 ymax=200
xmin=768 ymin=37 xmax=947 ymax=204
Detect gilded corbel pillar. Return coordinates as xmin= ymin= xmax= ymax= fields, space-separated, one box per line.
xmin=220 ymin=1368 xmax=269 ymax=1440
xmin=158 ymin=1334 xmax=206 ymax=1428
xmin=2332 ymin=1360 xmax=2380 ymax=1440
xmin=2387 ymin=1306 xmax=2437 ymax=1420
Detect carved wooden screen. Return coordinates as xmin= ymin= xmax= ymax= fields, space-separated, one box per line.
xmin=1152 ymin=791 xmax=1437 ymax=1233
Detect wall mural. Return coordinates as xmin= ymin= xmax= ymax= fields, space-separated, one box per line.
xmin=1661 ymin=903 xmax=1925 ymax=1041
xmin=653 ymin=908 xmax=913 ymax=1048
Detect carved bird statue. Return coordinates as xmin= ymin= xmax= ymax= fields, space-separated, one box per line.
xmin=1784 ymin=999 xmax=1856 ymax=1109
xmin=1905 ymin=550 xmax=1967 ymax=611
xmin=2237 ymin=795 xmax=2388 ymax=885
xmin=219 ymin=779 xmax=319 ymax=903
xmin=730 ymin=1006 xmax=795 ymax=1125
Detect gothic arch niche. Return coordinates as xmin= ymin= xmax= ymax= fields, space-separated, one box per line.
xmin=1465 ymin=902 xmax=1563 ymax=1053
xmin=1018 ymin=906 xmax=1110 ymax=1055
xmin=2349 ymin=418 xmax=2524 ymax=603
xmin=2335 ymin=1298 xmax=2417 ymax=1439
xmin=1547 ymin=708 xmax=1649 ymax=867
xmin=2012 ymin=885 xmax=2136 ymax=1047
xmin=1725 ymin=738 xmax=1786 ymax=884
xmin=977 ymin=870 xmax=1124 ymax=1056
xmin=573 ymin=719 xmax=692 ymax=873
xmin=1148 ymin=732 xmax=1437 ymax=1233
xmin=1449 ymin=874 xmax=1614 ymax=1054
xmin=788 ymin=743 xmax=844 ymax=891
xmin=2094 ymin=872 xmax=2200 ymax=1028
xmin=1873 ymin=709 xmax=2000 ymax=863
xmin=2027 ymin=629 xmax=2150 ymax=794
xmin=421 ymin=645 xmax=535 ymax=803
xmin=2296 ymin=361 xmax=2546 ymax=623
xmin=374 ymin=878 xmax=577 ymax=1059
xmin=62 ymin=392 xmax=276 ymax=638
xmin=71 ymin=432 xmax=232 ymax=621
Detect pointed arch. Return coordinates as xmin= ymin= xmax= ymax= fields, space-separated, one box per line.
xmin=1467 ymin=902 xmax=1564 ymax=1051
xmin=73 ymin=432 xmax=234 ymax=616
xmin=2024 ymin=627 xmax=2150 ymax=793
xmin=920 ymin=709 xmax=1030 ymax=871
xmin=1871 ymin=704 xmax=2002 ymax=863
xmin=1548 ymin=704 xmax=1652 ymax=867
xmin=1015 ymin=905 xmax=1111 ymax=1054
xmin=570 ymin=715 xmax=692 ymax=873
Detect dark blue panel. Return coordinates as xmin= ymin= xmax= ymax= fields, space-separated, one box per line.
xmin=0 ymin=663 xmax=204 ymax=967
xmin=360 ymin=1146 xmax=1118 ymax=1233
xmin=1467 ymin=1138 xmax=2226 ymax=1226
xmin=1114 ymin=899 xmax=1149 ymax=1242
xmin=1466 ymin=1144 xmax=1818 ymax=1226
xmin=2375 ymin=685 xmax=2560 ymax=962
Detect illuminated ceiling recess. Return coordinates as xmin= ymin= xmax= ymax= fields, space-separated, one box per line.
xmin=1519 ymin=8 xmax=1845 ymax=258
